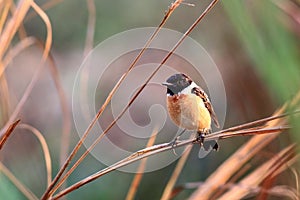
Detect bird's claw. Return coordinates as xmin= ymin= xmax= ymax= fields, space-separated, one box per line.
xmin=168 ymin=136 xmax=181 ymax=156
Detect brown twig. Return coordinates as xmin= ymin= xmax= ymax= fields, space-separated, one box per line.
xmin=125 ymin=129 xmax=158 ymax=200
xmin=160 ymin=136 xmax=193 ymax=200
xmin=0 ymin=119 xmax=20 ymax=149
xmin=0 ymin=1 xmax=52 ymax=138
xmin=41 ymin=1 xmax=185 ymax=198
xmin=188 ymin=106 xmax=289 ymax=199
xmin=51 ymin=118 xmax=291 ymax=199
xmin=0 ymin=162 xmax=38 ymax=200
xmin=49 ymin=0 xmax=219 ymax=197
xmin=18 ymin=124 xmax=52 ymax=187
xmin=218 ymin=145 xmax=297 ymax=199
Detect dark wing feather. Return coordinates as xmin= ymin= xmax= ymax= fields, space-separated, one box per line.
xmin=192 ymin=87 xmax=220 ymax=128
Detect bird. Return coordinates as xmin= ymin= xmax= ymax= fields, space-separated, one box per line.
xmin=162 ymin=73 xmax=220 ymax=151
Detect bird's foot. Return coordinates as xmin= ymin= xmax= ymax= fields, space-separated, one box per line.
xmin=168 ymin=136 xmax=181 ymax=156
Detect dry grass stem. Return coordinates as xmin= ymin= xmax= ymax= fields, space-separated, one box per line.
xmin=0 ymin=37 xmax=36 ymax=78
xmin=84 ymin=0 xmax=96 ymax=57
xmin=25 ymin=0 xmax=64 ymax=21
xmin=50 ymin=110 xmax=293 ymax=199
xmin=188 ymin=103 xmax=292 ymax=199
xmin=0 ymin=0 xmax=11 ymax=34
xmin=41 ymin=1 xmax=186 ymax=198
xmin=18 ymin=124 xmax=52 ymax=187
xmin=0 ymin=1 xmax=52 ymax=138
xmin=218 ymin=145 xmax=297 ymax=199
xmin=50 ymin=1 xmax=219 ymax=197
xmin=29 ymin=1 xmax=52 ymax=61
xmin=161 ymin=140 xmax=193 ymax=200
xmin=125 ymin=130 xmax=158 ymax=200
xmin=44 ymin=53 xmax=71 ymax=178
xmin=175 ymin=183 xmax=299 ymax=200
xmin=0 ymin=162 xmax=38 ymax=200
xmin=0 ymin=0 xmax=31 ymax=59
xmin=0 ymin=119 xmax=20 ymax=149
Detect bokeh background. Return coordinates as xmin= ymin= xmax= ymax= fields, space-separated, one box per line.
xmin=0 ymin=0 xmax=300 ymax=199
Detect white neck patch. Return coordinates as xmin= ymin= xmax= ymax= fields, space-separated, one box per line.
xmin=179 ymin=82 xmax=198 ymax=95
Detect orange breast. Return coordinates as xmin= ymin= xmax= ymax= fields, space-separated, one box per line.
xmin=166 ymin=94 xmax=211 ymax=131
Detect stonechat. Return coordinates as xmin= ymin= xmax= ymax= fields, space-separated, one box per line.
xmin=162 ymin=73 xmax=220 ymax=151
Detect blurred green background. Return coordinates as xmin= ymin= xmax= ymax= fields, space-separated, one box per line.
xmin=1 ymin=0 xmax=300 ymax=199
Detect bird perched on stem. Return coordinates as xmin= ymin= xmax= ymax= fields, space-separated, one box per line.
xmin=162 ymin=73 xmax=220 ymax=152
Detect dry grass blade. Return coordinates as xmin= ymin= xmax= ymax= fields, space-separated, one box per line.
xmin=41 ymin=1 xmax=185 ymax=198
xmin=25 ymin=0 xmax=64 ymax=21
xmin=125 ymin=130 xmax=158 ymax=200
xmin=0 ymin=56 xmax=43 ymax=138
xmin=188 ymin=98 xmax=295 ymax=199
xmin=210 ymin=164 xmax=252 ymax=199
xmin=49 ymin=0 xmax=219 ymax=197
xmin=173 ymin=183 xmax=299 ymax=200
xmin=218 ymin=144 xmax=297 ymax=199
xmin=0 ymin=37 xmax=36 ymax=78
xmin=51 ymin=108 xmax=295 ymax=199
xmin=84 ymin=0 xmax=95 ymax=56
xmin=0 ymin=162 xmax=38 ymax=200
xmin=8 ymin=0 xmax=27 ymax=39
xmin=18 ymin=124 xmax=52 ymax=187
xmin=161 ymin=142 xmax=193 ymax=200
xmin=44 ymin=52 xmax=71 ymax=178
xmin=0 ymin=119 xmax=20 ymax=149
xmin=0 ymin=0 xmax=31 ymax=59
xmin=29 ymin=1 xmax=52 ymax=61
xmin=0 ymin=1 xmax=52 ymax=138
xmin=0 ymin=0 xmax=11 ymax=34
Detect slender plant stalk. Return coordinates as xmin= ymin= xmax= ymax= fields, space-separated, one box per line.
xmin=41 ymin=1 xmax=185 ymax=198
xmin=18 ymin=124 xmax=52 ymax=187
xmin=0 ymin=119 xmax=20 ymax=149
xmin=49 ymin=0 xmax=220 ymax=197
xmin=0 ymin=162 xmax=38 ymax=200
xmin=160 ymin=140 xmax=193 ymax=200
xmin=0 ymin=0 xmax=52 ymax=137
xmin=125 ymin=130 xmax=158 ymax=200
xmin=218 ymin=145 xmax=296 ymax=199
xmin=51 ymin=114 xmax=291 ymax=199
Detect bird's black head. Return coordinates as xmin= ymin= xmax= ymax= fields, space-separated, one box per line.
xmin=162 ymin=73 xmax=192 ymax=96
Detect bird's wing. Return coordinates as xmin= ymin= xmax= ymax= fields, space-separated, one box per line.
xmin=192 ymin=87 xmax=220 ymax=128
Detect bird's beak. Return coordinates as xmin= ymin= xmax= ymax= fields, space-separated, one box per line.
xmin=162 ymin=82 xmax=172 ymax=87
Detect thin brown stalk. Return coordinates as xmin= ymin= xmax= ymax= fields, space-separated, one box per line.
xmin=188 ymin=100 xmax=292 ymax=200
xmin=161 ymin=140 xmax=193 ymax=200
xmin=218 ymin=145 xmax=297 ymax=200
xmin=0 ymin=0 xmax=31 ymax=59
xmin=291 ymin=168 xmax=299 ymax=198
xmin=257 ymin=174 xmax=276 ymax=200
xmin=0 ymin=37 xmax=36 ymax=78
xmin=25 ymin=0 xmax=64 ymax=21
xmin=175 ymin=183 xmax=299 ymax=200
xmin=0 ymin=162 xmax=38 ymax=200
xmin=84 ymin=0 xmax=95 ymax=57
xmin=41 ymin=1 xmax=184 ymax=198
xmin=29 ymin=1 xmax=52 ymax=61
xmin=0 ymin=75 xmax=10 ymax=123
xmin=18 ymin=124 xmax=52 ymax=187
xmin=44 ymin=53 xmax=71 ymax=179
xmin=9 ymin=0 xmax=27 ymax=39
xmin=49 ymin=0 xmax=219 ymax=197
xmin=0 ymin=0 xmax=52 ymax=138
xmin=0 ymin=119 xmax=20 ymax=149
xmin=0 ymin=0 xmax=11 ymax=34
xmin=210 ymin=164 xmax=252 ymax=199
xmin=50 ymin=114 xmax=289 ymax=199
xmin=125 ymin=129 xmax=158 ymax=200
